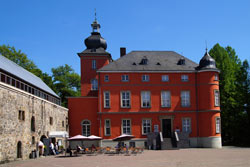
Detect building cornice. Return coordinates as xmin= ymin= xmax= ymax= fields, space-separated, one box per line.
xmin=97 ymin=70 xmax=197 ymax=73
xmin=100 ymin=83 xmax=219 ymax=87
xmin=97 ymin=110 xmax=220 ymax=115
xmin=97 ymin=69 xmax=220 ymax=73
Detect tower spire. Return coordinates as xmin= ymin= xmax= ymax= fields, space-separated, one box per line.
xmin=94 ymin=8 xmax=97 ymax=21
xmin=91 ymin=9 xmax=100 ymax=33
xmin=205 ymin=40 xmax=208 ymax=52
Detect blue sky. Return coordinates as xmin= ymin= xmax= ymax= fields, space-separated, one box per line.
xmin=0 ymin=0 xmax=249 ymax=74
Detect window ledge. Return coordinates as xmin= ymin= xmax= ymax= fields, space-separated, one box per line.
xmin=121 ymin=107 xmax=131 ymax=109
xmin=161 ymin=106 xmax=171 ymax=108
xmin=181 ymin=106 xmax=190 ymax=108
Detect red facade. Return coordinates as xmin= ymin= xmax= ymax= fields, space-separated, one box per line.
xmin=68 ymin=20 xmax=221 ymax=148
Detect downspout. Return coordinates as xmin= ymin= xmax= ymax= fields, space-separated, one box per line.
xmin=98 ymin=72 xmax=102 ymax=138
xmin=195 ymin=71 xmax=199 ymax=147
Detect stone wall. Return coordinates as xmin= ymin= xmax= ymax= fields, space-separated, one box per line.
xmin=0 ymin=82 xmax=68 ymax=163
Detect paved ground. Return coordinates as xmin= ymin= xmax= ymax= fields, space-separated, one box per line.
xmin=1 ymin=147 xmax=250 ymax=167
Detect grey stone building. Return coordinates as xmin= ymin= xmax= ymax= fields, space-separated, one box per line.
xmin=0 ymin=55 xmax=68 ymax=163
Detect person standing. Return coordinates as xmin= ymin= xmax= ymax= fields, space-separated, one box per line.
xmin=50 ymin=142 xmax=56 ymax=155
xmin=38 ymin=141 xmax=44 ymax=156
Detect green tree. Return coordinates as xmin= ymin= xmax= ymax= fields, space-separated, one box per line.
xmin=52 ymin=64 xmax=81 ymax=107
xmin=209 ymin=43 xmax=250 ymax=146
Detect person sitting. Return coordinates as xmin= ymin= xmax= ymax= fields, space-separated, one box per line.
xmin=66 ymin=146 xmax=72 ymax=157
xmin=77 ymin=145 xmax=85 ymax=153
xmin=115 ymin=143 xmax=121 ymax=154
xmin=91 ymin=144 xmax=96 ymax=152
xmin=124 ymin=144 xmax=129 ymax=154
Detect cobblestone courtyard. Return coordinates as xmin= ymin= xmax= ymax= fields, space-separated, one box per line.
xmin=1 ymin=147 xmax=250 ymax=167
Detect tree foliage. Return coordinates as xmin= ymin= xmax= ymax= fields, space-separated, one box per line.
xmin=209 ymin=44 xmax=250 ymax=146
xmin=52 ymin=64 xmax=81 ymax=107
xmin=0 ymin=44 xmax=80 ymax=107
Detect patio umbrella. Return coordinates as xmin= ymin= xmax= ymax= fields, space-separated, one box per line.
xmin=87 ymin=135 xmax=102 ymax=140
xmin=67 ymin=135 xmax=88 ymax=141
xmin=112 ymin=134 xmax=135 ymax=141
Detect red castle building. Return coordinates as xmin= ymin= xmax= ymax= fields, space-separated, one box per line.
xmin=68 ymin=19 xmax=222 ymax=148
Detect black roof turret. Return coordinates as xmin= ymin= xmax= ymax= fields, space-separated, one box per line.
xmin=84 ymin=17 xmax=107 ymax=52
xmin=197 ymin=48 xmax=217 ymax=70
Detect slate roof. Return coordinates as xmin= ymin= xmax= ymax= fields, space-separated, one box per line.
xmin=98 ymin=51 xmax=198 ymax=72
xmin=0 ymin=55 xmax=59 ymax=97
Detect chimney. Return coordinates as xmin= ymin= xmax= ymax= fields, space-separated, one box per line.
xmin=120 ymin=47 xmax=126 ymax=57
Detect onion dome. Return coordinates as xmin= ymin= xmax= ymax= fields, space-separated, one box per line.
xmin=198 ymin=48 xmax=216 ymax=70
xmin=84 ymin=18 xmax=107 ymax=51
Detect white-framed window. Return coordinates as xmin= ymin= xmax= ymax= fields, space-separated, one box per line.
xmin=104 ymin=91 xmax=110 ymax=108
xmin=161 ymin=91 xmax=171 ymax=107
xmin=181 ymin=91 xmax=190 ymax=107
xmin=141 ymin=91 xmax=151 ymax=108
xmin=214 ymin=90 xmax=220 ymax=106
xmin=182 ymin=117 xmax=191 ymax=133
xmin=142 ymin=119 xmax=151 ymax=135
xmin=82 ymin=120 xmax=91 ymax=136
xmin=104 ymin=75 xmax=109 ymax=82
xmin=122 ymin=119 xmax=131 ymax=134
xmin=214 ymin=74 xmax=219 ymax=81
xmin=105 ymin=119 xmax=111 ymax=136
xmin=181 ymin=75 xmax=189 ymax=82
xmin=121 ymin=91 xmax=131 ymax=108
xmin=121 ymin=75 xmax=129 ymax=82
xmin=142 ymin=75 xmax=149 ymax=82
xmin=215 ymin=117 xmax=221 ymax=133
xmin=91 ymin=79 xmax=98 ymax=90
xmin=92 ymin=60 xmax=96 ymax=69
xmin=162 ymin=75 xmax=169 ymax=82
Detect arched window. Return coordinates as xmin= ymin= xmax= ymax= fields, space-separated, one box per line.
xmin=31 ymin=116 xmax=35 ymax=132
xmin=17 ymin=141 xmax=22 ymax=158
xmin=91 ymin=79 xmax=98 ymax=90
xmin=82 ymin=120 xmax=91 ymax=136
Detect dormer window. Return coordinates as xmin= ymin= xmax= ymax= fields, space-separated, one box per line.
xmin=178 ymin=58 xmax=185 ymax=65
xmin=139 ymin=57 xmax=148 ymax=65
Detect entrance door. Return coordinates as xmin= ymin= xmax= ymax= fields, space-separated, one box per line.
xmin=17 ymin=141 xmax=22 ymax=158
xmin=162 ymin=119 xmax=172 ymax=138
